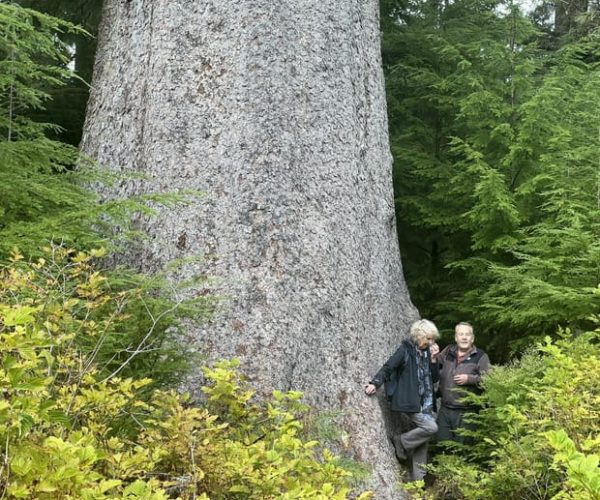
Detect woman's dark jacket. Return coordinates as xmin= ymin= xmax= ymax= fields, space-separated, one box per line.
xmin=370 ymin=340 xmax=439 ymax=413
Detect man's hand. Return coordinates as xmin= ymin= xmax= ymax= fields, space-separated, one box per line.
xmin=364 ymin=383 xmax=377 ymax=395
xmin=430 ymin=342 xmax=440 ymax=361
xmin=453 ymin=374 xmax=469 ymax=385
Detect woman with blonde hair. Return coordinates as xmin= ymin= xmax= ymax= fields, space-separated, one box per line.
xmin=365 ymin=319 xmax=440 ymax=481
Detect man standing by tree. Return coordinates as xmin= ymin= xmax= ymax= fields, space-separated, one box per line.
xmin=365 ymin=319 xmax=440 ymax=481
xmin=436 ymin=322 xmax=490 ymax=443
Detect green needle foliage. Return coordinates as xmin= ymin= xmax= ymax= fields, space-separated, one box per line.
xmin=445 ymin=33 xmax=600 ymax=354
xmin=14 ymin=0 xmax=102 ymax=145
xmin=383 ymin=0 xmax=600 ymax=358
xmin=0 ymin=4 xmax=196 ymax=261
xmin=0 ymin=4 xmax=88 ymax=250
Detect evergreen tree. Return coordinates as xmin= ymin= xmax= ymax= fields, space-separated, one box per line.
xmin=0 ymin=4 xmax=91 ymax=256
xmin=468 ymin=35 xmax=600 ymax=344
xmin=385 ymin=0 xmax=600 ymax=357
xmin=14 ymin=0 xmax=102 ymax=145
xmin=383 ymin=0 xmax=540 ymax=356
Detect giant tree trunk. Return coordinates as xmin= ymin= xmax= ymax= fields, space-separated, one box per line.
xmin=81 ymin=0 xmax=418 ymax=496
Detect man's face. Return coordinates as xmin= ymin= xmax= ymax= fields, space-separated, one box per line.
xmin=455 ymin=325 xmax=474 ymax=351
xmin=417 ymin=333 xmax=436 ymax=350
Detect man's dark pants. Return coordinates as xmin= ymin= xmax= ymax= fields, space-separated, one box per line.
xmin=436 ymin=405 xmax=476 ymax=444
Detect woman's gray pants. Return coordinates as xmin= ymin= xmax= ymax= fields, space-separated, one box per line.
xmin=398 ymin=412 xmax=438 ymax=481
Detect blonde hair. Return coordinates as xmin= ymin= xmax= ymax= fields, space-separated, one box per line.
xmin=409 ymin=319 xmax=440 ymax=343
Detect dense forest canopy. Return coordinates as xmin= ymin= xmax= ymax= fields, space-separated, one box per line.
xmin=381 ymin=0 xmax=600 ymax=360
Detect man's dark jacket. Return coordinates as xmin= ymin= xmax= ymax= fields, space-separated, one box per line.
xmin=438 ymin=344 xmax=490 ymax=409
xmin=370 ymin=340 xmax=439 ymax=413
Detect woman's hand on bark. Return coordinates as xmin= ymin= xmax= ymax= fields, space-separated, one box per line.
xmin=364 ymin=383 xmax=377 ymax=395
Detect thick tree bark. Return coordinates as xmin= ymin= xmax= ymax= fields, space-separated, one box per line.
xmin=82 ymin=1 xmax=418 ymax=496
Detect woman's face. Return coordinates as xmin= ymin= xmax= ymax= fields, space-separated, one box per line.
xmin=417 ymin=333 xmax=436 ymax=350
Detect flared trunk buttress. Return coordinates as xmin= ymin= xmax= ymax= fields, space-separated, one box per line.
xmin=81 ymin=1 xmax=418 ymax=496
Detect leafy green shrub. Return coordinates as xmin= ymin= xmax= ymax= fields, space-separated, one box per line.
xmin=545 ymin=429 xmax=600 ymax=500
xmin=428 ymin=331 xmax=600 ymax=499
xmin=2 ymin=246 xmax=210 ymax=390
xmin=0 ymin=250 xmax=371 ymax=499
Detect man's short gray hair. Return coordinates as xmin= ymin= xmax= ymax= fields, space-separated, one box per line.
xmin=408 ymin=319 xmax=440 ymax=343
xmin=455 ymin=322 xmax=474 ymax=335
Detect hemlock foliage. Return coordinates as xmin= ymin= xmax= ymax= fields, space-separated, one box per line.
xmin=0 ymin=3 xmax=90 ymax=256
xmin=0 ymin=3 xmax=194 ymax=260
xmin=383 ymin=0 xmax=600 ymax=358
xmin=12 ymin=0 xmax=101 ymax=146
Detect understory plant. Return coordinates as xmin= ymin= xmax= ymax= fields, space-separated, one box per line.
xmin=419 ymin=330 xmax=600 ymax=499
xmin=0 ymin=248 xmax=371 ymax=499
